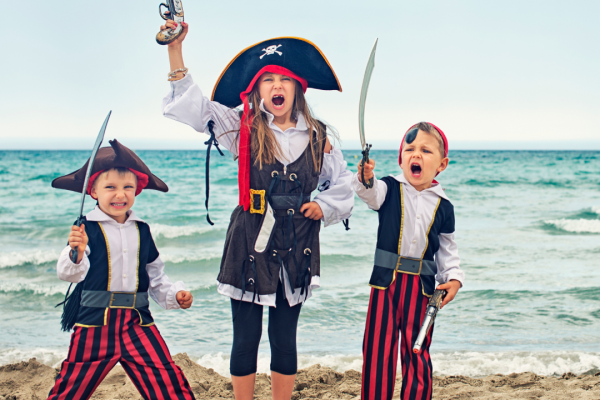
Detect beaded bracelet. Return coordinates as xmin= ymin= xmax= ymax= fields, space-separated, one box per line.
xmin=168 ymin=67 xmax=188 ymax=81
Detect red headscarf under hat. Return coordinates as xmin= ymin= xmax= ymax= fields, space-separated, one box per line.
xmin=238 ymin=66 xmax=308 ymax=211
xmin=399 ymin=122 xmax=449 ymax=180
xmin=87 ymin=168 xmax=149 ymax=197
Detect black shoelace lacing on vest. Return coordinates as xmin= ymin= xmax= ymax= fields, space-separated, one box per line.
xmin=204 ymin=120 xmax=225 ymax=225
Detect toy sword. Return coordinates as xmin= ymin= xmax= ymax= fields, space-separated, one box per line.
xmin=358 ymin=38 xmax=378 ymax=189
xmin=413 ymin=289 xmax=446 ymax=354
xmin=70 ymin=111 xmax=112 ymax=263
xmin=156 ymin=0 xmax=185 ymax=45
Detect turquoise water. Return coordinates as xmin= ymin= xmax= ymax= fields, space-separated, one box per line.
xmin=1 ymin=149 xmax=599 ymax=377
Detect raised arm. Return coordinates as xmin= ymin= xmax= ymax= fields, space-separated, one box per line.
xmin=160 ymin=20 xmax=241 ymax=155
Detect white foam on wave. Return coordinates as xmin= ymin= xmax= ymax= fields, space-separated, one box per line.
xmin=545 ymin=219 xmax=600 ymax=234
xmin=3 ymin=349 xmax=599 ymax=378
xmin=432 ymin=351 xmax=600 ymax=377
xmin=0 ymin=250 xmax=59 ymax=268
xmin=150 ymin=223 xmax=213 ymax=239
xmin=0 ymin=348 xmax=66 ymax=369
xmin=0 ymin=281 xmax=67 ymax=296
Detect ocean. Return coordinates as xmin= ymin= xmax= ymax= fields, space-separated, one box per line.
xmin=1 ymin=149 xmax=599 ymax=378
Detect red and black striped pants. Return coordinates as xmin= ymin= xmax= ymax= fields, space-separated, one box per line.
xmin=362 ymin=273 xmax=434 ymax=400
xmin=47 ymin=308 xmax=195 ymax=400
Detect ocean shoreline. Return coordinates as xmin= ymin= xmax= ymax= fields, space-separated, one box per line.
xmin=2 ymin=353 xmax=600 ymax=399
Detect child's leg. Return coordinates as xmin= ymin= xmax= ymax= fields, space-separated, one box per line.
xmin=47 ymin=312 xmax=121 ymax=400
xmin=118 ymin=310 xmax=195 ymax=400
xmin=229 ymin=298 xmax=264 ymax=376
xmin=398 ymin=275 xmax=434 ymax=400
xmin=268 ymin=281 xmax=302 ymax=375
xmin=361 ymin=277 xmax=402 ymax=400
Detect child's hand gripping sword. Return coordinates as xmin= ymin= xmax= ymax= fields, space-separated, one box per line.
xmin=358 ymin=38 xmax=378 ymax=189
xmin=156 ymin=0 xmax=185 ymax=45
xmin=413 ymin=289 xmax=446 ymax=354
xmin=69 ymin=111 xmax=111 ymax=263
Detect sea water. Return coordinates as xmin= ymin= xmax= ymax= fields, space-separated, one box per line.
xmin=1 ymin=149 xmax=599 ymax=377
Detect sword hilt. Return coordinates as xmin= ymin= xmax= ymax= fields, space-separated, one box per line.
xmin=70 ymin=215 xmax=84 ymax=264
xmin=360 ymin=144 xmax=374 ymax=189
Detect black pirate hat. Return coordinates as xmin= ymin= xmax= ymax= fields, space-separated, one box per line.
xmin=211 ymin=37 xmax=342 ymax=108
xmin=52 ymin=139 xmax=168 ymax=195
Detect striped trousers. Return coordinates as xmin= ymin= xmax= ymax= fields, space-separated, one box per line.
xmin=47 ymin=308 xmax=195 ymax=400
xmin=362 ymin=273 xmax=434 ymax=400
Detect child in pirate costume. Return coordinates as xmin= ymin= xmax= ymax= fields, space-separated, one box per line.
xmin=160 ymin=21 xmax=353 ymax=400
xmin=355 ymin=122 xmax=465 ymax=400
xmin=48 ymin=139 xmax=196 ymax=400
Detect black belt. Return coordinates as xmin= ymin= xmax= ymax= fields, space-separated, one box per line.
xmin=374 ymin=248 xmax=437 ymax=276
xmin=269 ymin=193 xmax=311 ymax=210
xmin=80 ymin=290 xmax=149 ymax=309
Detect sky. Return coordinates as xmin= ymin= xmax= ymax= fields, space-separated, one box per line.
xmin=1 ymin=0 xmax=599 ymax=150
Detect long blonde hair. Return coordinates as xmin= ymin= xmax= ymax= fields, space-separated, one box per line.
xmin=229 ymin=80 xmax=334 ymax=173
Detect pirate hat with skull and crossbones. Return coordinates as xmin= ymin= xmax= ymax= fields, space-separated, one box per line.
xmin=211 ymin=37 xmax=342 ymax=212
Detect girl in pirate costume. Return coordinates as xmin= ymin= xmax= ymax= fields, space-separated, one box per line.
xmin=160 ymin=21 xmax=353 ymax=400
xmin=48 ymin=140 xmax=195 ymax=400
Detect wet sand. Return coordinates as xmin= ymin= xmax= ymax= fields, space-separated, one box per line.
xmin=1 ymin=354 xmax=599 ymax=399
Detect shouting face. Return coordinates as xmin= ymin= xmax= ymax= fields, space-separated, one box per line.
xmin=400 ymin=130 xmax=449 ymax=191
xmin=258 ymin=73 xmax=297 ymax=121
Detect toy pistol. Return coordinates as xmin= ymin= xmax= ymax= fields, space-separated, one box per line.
xmin=413 ymin=289 xmax=446 ymax=354
xmin=156 ymin=0 xmax=184 ymax=45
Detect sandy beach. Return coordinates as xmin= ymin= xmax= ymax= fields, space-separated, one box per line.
xmin=2 ymin=354 xmax=599 ymax=400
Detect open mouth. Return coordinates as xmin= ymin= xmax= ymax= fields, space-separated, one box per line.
xmin=111 ymin=202 xmax=127 ymax=209
xmin=272 ymin=95 xmax=285 ymax=108
xmin=410 ymin=163 xmax=422 ymax=177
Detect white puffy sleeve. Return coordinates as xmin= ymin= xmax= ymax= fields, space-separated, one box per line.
xmin=57 ymin=245 xmax=91 ymax=283
xmin=435 ymin=233 xmax=464 ymax=286
xmin=313 ymin=146 xmax=354 ymax=227
xmin=146 ymin=255 xmax=186 ymax=310
xmin=352 ymin=173 xmax=388 ymax=211
xmin=162 ymin=73 xmax=241 ymax=155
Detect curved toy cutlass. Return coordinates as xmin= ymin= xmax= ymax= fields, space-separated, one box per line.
xmin=70 ymin=111 xmax=111 ymax=263
xmin=156 ymin=0 xmax=185 ymax=45
xmin=358 ymin=38 xmax=378 ymax=189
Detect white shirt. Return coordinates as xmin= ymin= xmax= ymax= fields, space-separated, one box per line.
xmin=353 ymin=173 xmax=464 ymax=286
xmin=56 ymin=206 xmax=185 ymax=309
xmin=162 ymin=73 xmax=354 ymax=227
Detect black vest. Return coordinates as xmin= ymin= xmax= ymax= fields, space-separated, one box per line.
xmin=369 ymin=176 xmax=455 ymax=297
xmin=74 ymin=218 xmax=160 ymax=327
xmin=217 ymin=129 xmax=325 ymax=297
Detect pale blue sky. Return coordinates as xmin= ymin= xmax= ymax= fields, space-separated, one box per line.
xmin=1 ymin=0 xmax=599 ymax=149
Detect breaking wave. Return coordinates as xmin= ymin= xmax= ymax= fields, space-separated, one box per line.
xmin=150 ymin=223 xmax=214 ymax=239
xmin=0 ymin=250 xmax=59 ymax=268
xmin=543 ymin=219 xmax=600 ymax=234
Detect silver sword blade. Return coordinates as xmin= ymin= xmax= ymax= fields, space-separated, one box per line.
xmin=77 ymin=111 xmax=112 ymax=216
xmin=358 ymin=38 xmax=378 ymax=150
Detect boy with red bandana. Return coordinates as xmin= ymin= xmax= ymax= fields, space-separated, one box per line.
xmin=354 ymin=122 xmax=464 ymax=400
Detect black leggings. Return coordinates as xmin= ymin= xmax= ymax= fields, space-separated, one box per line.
xmin=230 ymin=281 xmax=302 ymax=376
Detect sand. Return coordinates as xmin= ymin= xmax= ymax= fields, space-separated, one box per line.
xmin=1 ymin=354 xmax=600 ymax=400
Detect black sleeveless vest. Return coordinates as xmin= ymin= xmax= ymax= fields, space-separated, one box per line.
xmin=217 ymin=129 xmax=326 ymax=298
xmin=74 ymin=217 xmax=160 ymax=327
xmin=369 ymin=176 xmax=455 ymax=297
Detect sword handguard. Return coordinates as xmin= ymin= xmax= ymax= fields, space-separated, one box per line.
xmin=360 ymin=144 xmax=374 ymax=189
xmin=156 ymin=0 xmax=185 ymax=45
xmin=412 ymin=289 xmax=446 ymax=354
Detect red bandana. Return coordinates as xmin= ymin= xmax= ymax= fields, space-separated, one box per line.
xmin=238 ymin=66 xmax=308 ymax=211
xmin=398 ymin=122 xmax=449 ymax=181
xmin=87 ymin=168 xmax=149 ymax=197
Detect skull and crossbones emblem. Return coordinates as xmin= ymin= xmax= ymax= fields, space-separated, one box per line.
xmin=260 ymin=44 xmax=283 ymax=59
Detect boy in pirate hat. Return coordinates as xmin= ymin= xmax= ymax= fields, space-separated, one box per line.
xmin=160 ymin=21 xmax=354 ymax=399
xmin=48 ymin=139 xmax=196 ymax=400
xmin=355 ymin=122 xmax=465 ymax=400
